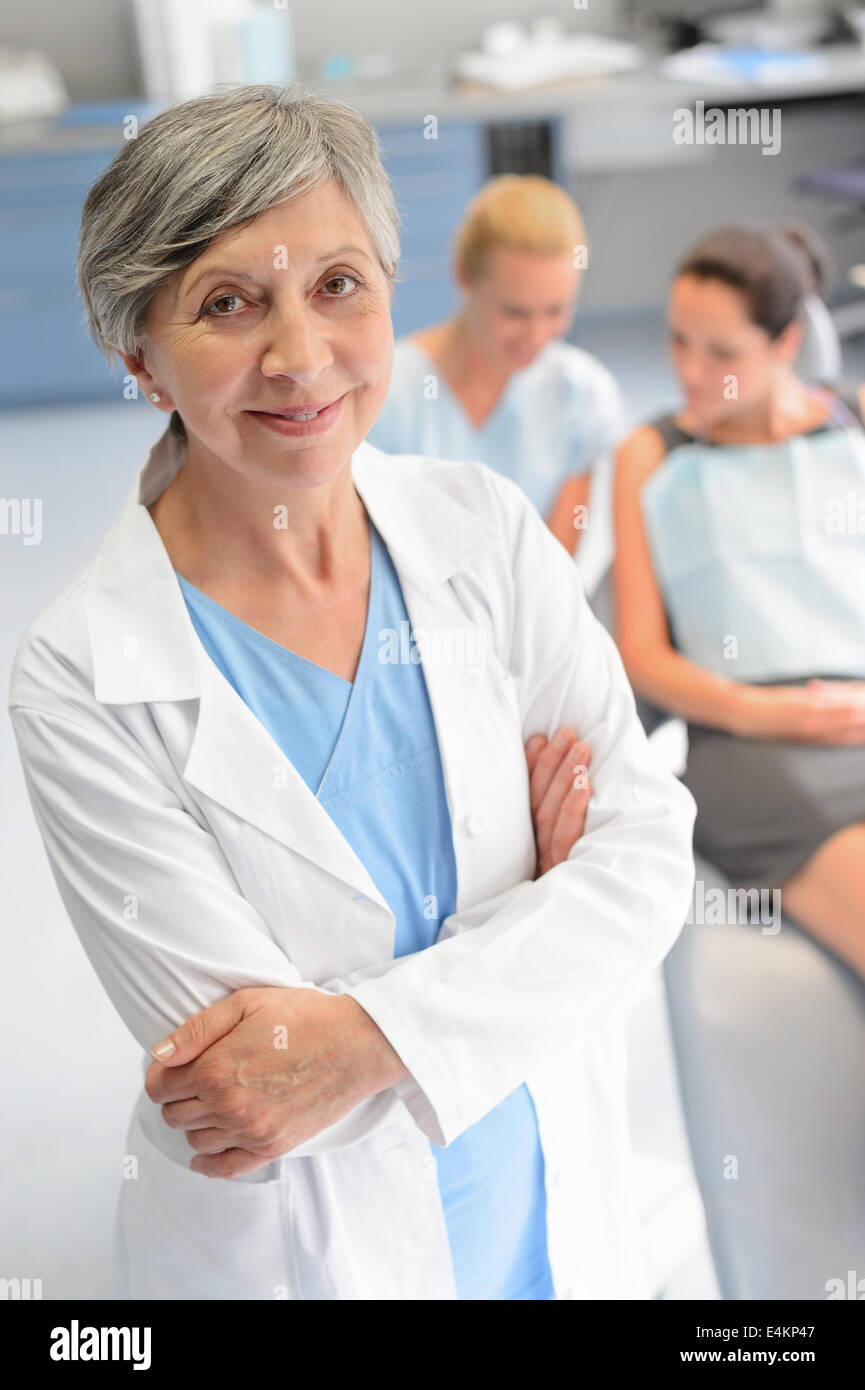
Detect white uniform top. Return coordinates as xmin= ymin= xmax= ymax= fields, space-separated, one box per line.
xmin=8 ymin=424 xmax=696 ymax=1300
xmin=367 ymin=337 xmax=628 ymax=595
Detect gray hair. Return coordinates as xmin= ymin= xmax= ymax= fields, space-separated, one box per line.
xmin=77 ymin=82 xmax=402 ymax=439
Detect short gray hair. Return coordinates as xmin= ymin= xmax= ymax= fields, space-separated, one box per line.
xmin=77 ymin=82 xmax=402 ymax=438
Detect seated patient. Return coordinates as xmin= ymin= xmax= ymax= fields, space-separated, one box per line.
xmin=612 ymin=222 xmax=865 ymax=979
xmin=366 ymin=174 xmax=626 ymax=567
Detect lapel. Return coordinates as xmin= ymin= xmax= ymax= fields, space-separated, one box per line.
xmin=85 ymin=426 xmax=503 ymax=908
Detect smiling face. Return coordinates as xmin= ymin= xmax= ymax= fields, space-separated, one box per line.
xmin=458 ymin=247 xmax=581 ymax=372
xmin=128 ymin=180 xmax=394 ymax=488
xmin=668 ymin=272 xmax=801 ymax=429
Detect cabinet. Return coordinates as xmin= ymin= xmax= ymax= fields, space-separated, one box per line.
xmin=0 ymin=147 xmax=118 ymax=405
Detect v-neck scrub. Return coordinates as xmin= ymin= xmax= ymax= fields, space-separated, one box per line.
xmin=366 ymin=336 xmax=626 ymax=522
xmin=177 ymin=516 xmax=555 ymax=1300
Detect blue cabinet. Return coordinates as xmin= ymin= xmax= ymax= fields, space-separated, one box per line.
xmin=0 ymin=147 xmax=121 ymax=405
xmin=377 ymin=121 xmax=485 ymax=338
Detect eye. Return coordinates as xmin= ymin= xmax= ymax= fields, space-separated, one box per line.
xmin=321 ymin=273 xmax=362 ymax=298
xmin=202 ymin=292 xmax=247 ymax=317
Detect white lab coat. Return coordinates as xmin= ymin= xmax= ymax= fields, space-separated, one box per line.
xmin=8 ymin=424 xmax=697 ymax=1301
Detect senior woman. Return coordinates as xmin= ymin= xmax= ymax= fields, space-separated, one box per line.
xmin=8 ymin=84 xmax=696 ymax=1301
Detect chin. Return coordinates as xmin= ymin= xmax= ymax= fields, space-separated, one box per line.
xmin=687 ymin=396 xmax=722 ymax=425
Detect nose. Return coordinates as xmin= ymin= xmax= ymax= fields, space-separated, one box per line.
xmin=534 ymin=313 xmax=560 ymax=345
xmin=516 ymin=321 xmax=549 ymax=356
xmin=260 ymin=296 xmax=334 ymax=382
xmin=535 ymin=325 xmax=554 ymax=351
xmin=676 ymin=351 xmax=704 ymax=391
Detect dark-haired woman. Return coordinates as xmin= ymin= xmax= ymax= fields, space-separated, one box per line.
xmin=613 ymin=222 xmax=865 ymax=979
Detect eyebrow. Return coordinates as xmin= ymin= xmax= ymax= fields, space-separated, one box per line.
xmin=181 ymin=245 xmax=374 ymax=299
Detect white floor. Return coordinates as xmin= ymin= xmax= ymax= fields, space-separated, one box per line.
xmin=2 ymin=400 xmax=168 ymax=1299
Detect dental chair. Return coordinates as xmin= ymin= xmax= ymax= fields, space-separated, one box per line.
xmin=663 ymin=852 xmax=865 ymax=1300
xmin=583 ymin=491 xmax=865 ymax=1300
xmin=795 ymin=293 xmax=843 ymax=385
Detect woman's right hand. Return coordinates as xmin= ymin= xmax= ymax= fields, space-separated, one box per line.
xmin=735 ymin=679 xmax=865 ymax=744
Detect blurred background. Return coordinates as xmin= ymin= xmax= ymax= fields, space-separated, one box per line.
xmin=3 ymin=0 xmax=865 ymax=1301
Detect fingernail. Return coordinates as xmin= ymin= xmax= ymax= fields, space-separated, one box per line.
xmin=553 ymin=729 xmax=573 ymax=749
xmin=151 ymin=1038 xmax=176 ymax=1059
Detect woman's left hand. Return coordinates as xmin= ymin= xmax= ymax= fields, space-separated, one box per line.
xmin=525 ymin=727 xmax=592 ymax=877
xmin=145 ymin=988 xmax=409 ymax=1178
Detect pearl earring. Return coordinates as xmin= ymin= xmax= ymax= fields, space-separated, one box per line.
xmin=150 ymin=392 xmax=161 ymax=402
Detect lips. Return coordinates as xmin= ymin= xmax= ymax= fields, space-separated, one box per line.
xmin=248 ymin=394 xmax=345 ymax=436
xmin=254 ymin=396 xmax=341 ymax=418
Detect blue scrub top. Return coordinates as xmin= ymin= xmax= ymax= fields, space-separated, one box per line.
xmin=176 ymin=515 xmax=555 ymax=1300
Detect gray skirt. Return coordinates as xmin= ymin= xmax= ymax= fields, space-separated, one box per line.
xmin=681 ymin=678 xmax=865 ymax=889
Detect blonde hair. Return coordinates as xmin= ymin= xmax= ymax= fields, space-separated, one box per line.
xmin=453 ymin=174 xmax=586 ymax=282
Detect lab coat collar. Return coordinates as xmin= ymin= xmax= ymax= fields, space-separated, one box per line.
xmin=86 ymin=423 xmax=499 ymax=706
xmin=85 ymin=426 xmax=503 ymax=909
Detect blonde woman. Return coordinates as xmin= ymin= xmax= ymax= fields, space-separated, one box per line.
xmin=9 ymin=85 xmax=694 ymax=1301
xmin=367 ymin=175 xmax=625 ymax=571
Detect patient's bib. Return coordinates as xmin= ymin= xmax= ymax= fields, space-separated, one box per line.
xmin=640 ymin=426 xmax=865 ymax=681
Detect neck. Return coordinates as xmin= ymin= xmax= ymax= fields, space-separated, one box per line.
xmin=444 ymin=308 xmax=511 ymax=385
xmin=150 ymin=437 xmax=368 ymax=591
xmin=696 ymin=372 xmax=820 ymax=444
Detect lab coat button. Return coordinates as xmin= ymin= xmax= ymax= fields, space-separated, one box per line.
xmin=465 ymin=810 xmax=487 ymax=836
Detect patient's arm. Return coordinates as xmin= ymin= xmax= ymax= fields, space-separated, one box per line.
xmin=612 ymin=426 xmax=751 ymax=731
xmin=546 ymin=472 xmax=591 ymax=556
